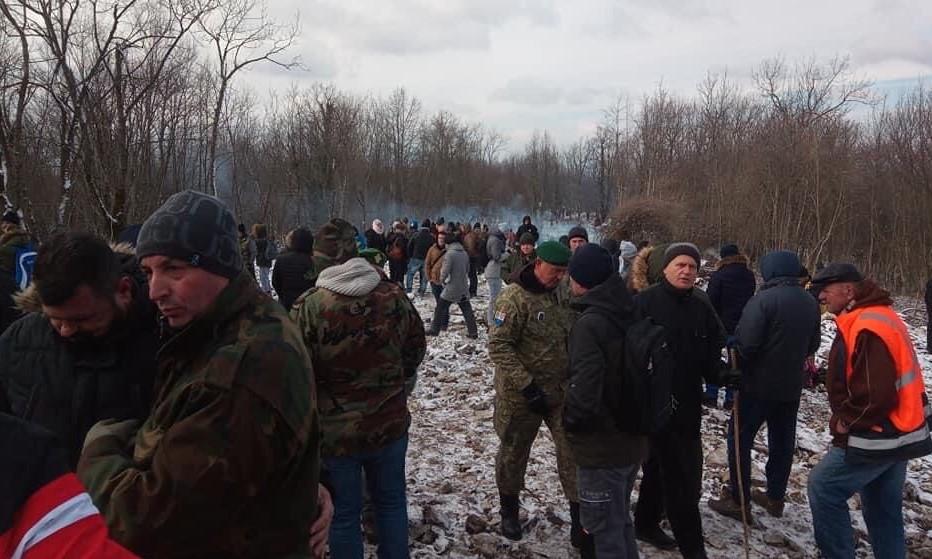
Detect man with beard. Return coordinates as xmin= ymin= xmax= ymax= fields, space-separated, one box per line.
xmin=0 ymin=233 xmax=158 ymax=469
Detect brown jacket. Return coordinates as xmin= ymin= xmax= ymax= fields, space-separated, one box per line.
xmin=425 ymin=244 xmax=446 ymax=285
xmin=462 ymin=230 xmax=480 ymax=258
xmin=826 ymin=280 xmax=899 ymax=448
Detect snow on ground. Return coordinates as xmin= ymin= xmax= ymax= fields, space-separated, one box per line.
xmin=372 ymin=276 xmax=932 ymax=559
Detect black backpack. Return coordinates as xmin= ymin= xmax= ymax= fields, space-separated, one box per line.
xmin=592 ymin=309 xmax=676 ymax=435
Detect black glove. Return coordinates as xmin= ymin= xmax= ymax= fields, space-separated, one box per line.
xmin=521 ymin=382 xmax=550 ymax=417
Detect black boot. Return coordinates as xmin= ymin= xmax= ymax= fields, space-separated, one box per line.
xmin=500 ymin=493 xmax=522 ymax=541
xmin=579 ymin=531 xmax=596 ymax=559
xmin=635 ymin=525 xmax=677 ymax=551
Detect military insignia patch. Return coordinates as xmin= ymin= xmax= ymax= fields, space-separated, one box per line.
xmin=494 ymin=310 xmax=506 ymax=326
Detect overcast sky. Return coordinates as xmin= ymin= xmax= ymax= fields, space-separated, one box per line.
xmin=256 ymin=0 xmax=932 ymax=150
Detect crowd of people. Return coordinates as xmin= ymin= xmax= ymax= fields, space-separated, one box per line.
xmin=0 ymin=195 xmax=930 ymax=559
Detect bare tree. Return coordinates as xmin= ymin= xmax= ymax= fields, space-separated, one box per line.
xmin=198 ymin=0 xmax=299 ymax=196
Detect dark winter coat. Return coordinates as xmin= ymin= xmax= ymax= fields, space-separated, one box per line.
xmin=0 ymin=230 xmax=32 ymax=334
xmin=271 ymin=250 xmax=315 ymax=311
xmin=734 ymin=252 xmax=821 ymax=402
xmin=516 ymin=221 xmax=539 ymax=244
xmin=564 ymin=274 xmax=650 ymax=468
xmin=386 ymin=232 xmax=409 ymax=262
xmin=634 ymin=279 xmax=726 ymax=434
xmin=0 ymin=250 xmax=157 ymax=469
xmin=707 ymin=254 xmax=756 ymax=334
xmin=364 ymin=229 xmax=386 ymax=254
xmin=255 ymin=238 xmax=276 ymax=268
xmin=925 ymin=279 xmax=932 ymax=313
xmin=408 ymin=229 xmax=434 ymax=260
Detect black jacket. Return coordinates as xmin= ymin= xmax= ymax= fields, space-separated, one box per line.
xmin=0 ymin=255 xmax=158 ymax=468
xmin=271 ymin=250 xmax=315 ymax=311
xmin=707 ymin=255 xmax=756 ymax=334
xmin=516 ymin=222 xmax=539 ymax=244
xmin=925 ymin=279 xmax=932 ymax=312
xmin=364 ymin=229 xmax=386 ymax=254
xmin=565 ymin=274 xmax=649 ymax=467
xmin=408 ymin=229 xmax=434 ymax=260
xmin=735 ymin=277 xmax=822 ymax=402
xmin=634 ymin=279 xmax=726 ymax=434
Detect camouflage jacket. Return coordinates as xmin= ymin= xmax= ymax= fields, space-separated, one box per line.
xmin=78 ymin=273 xmax=320 ymax=559
xmin=489 ymin=262 xmax=575 ymax=402
xmin=501 ymin=249 xmax=535 ymax=284
xmin=292 ymin=257 xmax=426 ymax=457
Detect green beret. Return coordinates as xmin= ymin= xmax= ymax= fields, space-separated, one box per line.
xmin=536 ymin=240 xmax=571 ymax=266
xmin=359 ymin=248 xmax=387 ymax=267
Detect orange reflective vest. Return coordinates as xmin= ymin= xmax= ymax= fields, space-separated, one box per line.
xmin=835 ymin=305 xmax=932 ymax=462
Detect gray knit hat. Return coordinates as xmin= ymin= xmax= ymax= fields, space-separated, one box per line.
xmin=136 ymin=190 xmax=242 ymax=279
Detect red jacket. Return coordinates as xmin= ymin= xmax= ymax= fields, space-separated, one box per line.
xmin=1 ymin=414 xmax=137 ymax=558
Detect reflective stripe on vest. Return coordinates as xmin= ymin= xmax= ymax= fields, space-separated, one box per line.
xmin=848 ymin=421 xmax=931 ymax=452
xmin=835 ymin=305 xmax=931 ymax=456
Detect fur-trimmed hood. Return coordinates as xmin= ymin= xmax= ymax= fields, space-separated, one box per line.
xmin=715 ymin=253 xmax=750 ymax=270
xmin=14 ymin=242 xmax=139 ymax=314
xmin=626 ymin=244 xmax=670 ymax=294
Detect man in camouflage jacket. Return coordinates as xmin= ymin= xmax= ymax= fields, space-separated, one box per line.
xmin=488 ymin=240 xmax=581 ymax=546
xmin=77 ymin=191 xmax=324 ymax=559
xmin=292 ymin=223 xmax=425 ymax=558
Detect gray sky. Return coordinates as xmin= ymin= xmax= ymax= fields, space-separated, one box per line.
xmin=256 ymin=0 xmax=932 ymax=150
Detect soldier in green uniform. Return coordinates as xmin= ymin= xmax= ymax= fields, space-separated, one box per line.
xmin=501 ymin=232 xmax=536 ymax=284
xmin=488 ymin=240 xmax=583 ymax=548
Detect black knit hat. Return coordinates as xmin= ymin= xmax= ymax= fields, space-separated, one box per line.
xmin=567 ymin=226 xmax=588 ymax=242
xmin=136 ymin=190 xmax=242 ymax=279
xmin=662 ymin=242 xmax=701 ymax=270
xmin=720 ymin=244 xmax=739 ymax=258
xmin=569 ymin=243 xmax=614 ymax=289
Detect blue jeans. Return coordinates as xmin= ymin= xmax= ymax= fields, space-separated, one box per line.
xmin=405 ymin=258 xmax=425 ymax=294
xmin=807 ymin=446 xmax=907 ymax=559
xmin=325 ymin=435 xmax=410 ymax=559
xmin=704 ymin=383 xmax=734 ymax=406
xmin=579 ymin=465 xmax=640 ymax=559
xmin=727 ymin=393 xmax=799 ymax=503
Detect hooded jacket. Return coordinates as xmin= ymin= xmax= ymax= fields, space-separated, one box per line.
xmin=0 ymin=246 xmax=157 ymax=468
xmin=0 ymin=229 xmax=32 ymax=333
xmin=292 ymin=258 xmax=426 ymax=457
xmin=516 ymin=218 xmax=539 ymax=244
xmin=734 ymin=251 xmax=821 ymax=402
xmin=634 ymin=278 xmax=726 ymax=434
xmin=77 ymin=273 xmax=320 ymax=558
xmin=484 ymin=227 xmax=509 ymax=279
xmin=707 ymin=254 xmax=757 ymax=334
xmin=564 ymin=274 xmax=650 ymax=468
xmin=440 ymin=242 xmax=470 ymax=302
xmin=271 ymin=232 xmax=316 ymax=311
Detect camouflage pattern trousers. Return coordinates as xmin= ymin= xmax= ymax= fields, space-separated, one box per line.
xmin=494 ymin=395 xmax=578 ymax=502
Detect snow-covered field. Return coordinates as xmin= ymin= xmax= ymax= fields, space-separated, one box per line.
xmin=377 ymin=277 xmax=932 ymax=559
